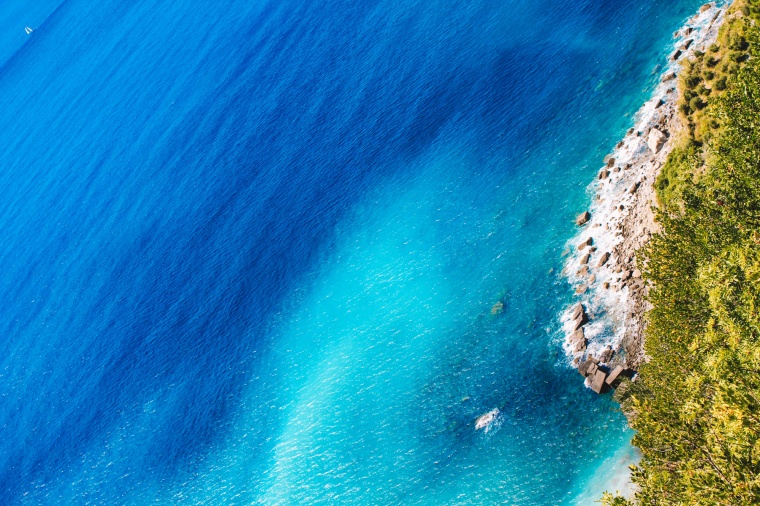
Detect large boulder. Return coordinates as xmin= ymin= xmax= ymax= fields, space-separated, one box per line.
xmin=578 ymin=237 xmax=593 ymax=250
xmin=576 ymin=211 xmax=591 ymax=226
xmin=590 ymin=369 xmax=607 ymax=394
xmin=605 ymin=365 xmax=625 ymax=386
xmin=648 ymin=128 xmax=667 ymax=153
xmin=579 ymin=359 xmax=598 ymax=378
xmin=597 ymin=251 xmax=610 ymax=267
xmin=573 ymin=311 xmax=589 ymax=331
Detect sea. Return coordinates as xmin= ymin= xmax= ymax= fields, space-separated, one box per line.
xmin=0 ymin=0 xmax=708 ymax=503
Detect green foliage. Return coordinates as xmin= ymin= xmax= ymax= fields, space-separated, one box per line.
xmin=619 ymin=27 xmax=760 ymax=505
xmin=599 ymin=491 xmax=634 ymax=506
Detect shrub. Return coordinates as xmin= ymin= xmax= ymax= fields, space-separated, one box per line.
xmin=703 ymin=70 xmax=715 ymax=80
xmin=689 ymin=96 xmax=706 ymax=110
xmin=684 ymin=73 xmax=702 ymax=88
xmin=709 ymin=43 xmax=720 ymax=53
xmin=714 ymin=76 xmax=728 ymax=90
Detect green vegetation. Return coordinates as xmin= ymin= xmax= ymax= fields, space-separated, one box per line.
xmin=601 ymin=4 xmax=760 ymax=505
xmin=672 ymin=0 xmax=759 ymax=147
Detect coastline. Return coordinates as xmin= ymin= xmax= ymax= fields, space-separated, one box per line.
xmin=560 ymin=2 xmax=729 ymax=387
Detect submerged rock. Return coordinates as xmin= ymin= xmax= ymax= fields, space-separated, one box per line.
xmin=491 ymin=301 xmax=504 ymax=315
xmin=475 ymin=408 xmax=500 ymax=431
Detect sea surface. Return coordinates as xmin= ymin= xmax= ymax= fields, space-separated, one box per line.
xmin=0 ymin=0 xmax=705 ymax=503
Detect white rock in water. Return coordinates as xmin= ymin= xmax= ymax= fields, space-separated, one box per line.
xmin=475 ymin=408 xmax=500 ymax=430
xmin=648 ymin=128 xmax=667 ymax=153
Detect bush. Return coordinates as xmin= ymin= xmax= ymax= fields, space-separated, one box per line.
xmin=689 ymin=96 xmax=706 ymax=110
xmin=703 ymin=70 xmax=715 ymax=80
xmin=709 ymin=43 xmax=720 ymax=53
xmin=706 ymin=56 xmax=720 ymax=67
xmin=714 ymin=76 xmax=728 ymax=90
xmin=684 ymin=73 xmax=702 ymax=88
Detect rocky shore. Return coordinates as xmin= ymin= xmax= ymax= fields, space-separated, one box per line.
xmin=561 ymin=3 xmax=728 ymax=392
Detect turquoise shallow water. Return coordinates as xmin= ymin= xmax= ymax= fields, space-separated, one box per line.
xmin=0 ymin=0 xmax=705 ymax=503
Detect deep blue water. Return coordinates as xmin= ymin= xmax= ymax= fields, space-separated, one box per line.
xmin=0 ymin=0 xmax=704 ymax=503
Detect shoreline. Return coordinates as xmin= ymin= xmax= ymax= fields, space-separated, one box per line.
xmin=560 ymin=3 xmax=729 ymax=388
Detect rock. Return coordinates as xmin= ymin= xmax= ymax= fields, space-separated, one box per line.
xmin=681 ymin=39 xmax=693 ymax=50
xmin=623 ymin=270 xmax=633 ymax=281
xmin=572 ymin=303 xmax=585 ymax=320
xmin=598 ymin=169 xmax=610 ymax=180
xmin=580 ymin=253 xmax=590 ymax=265
xmin=573 ymin=311 xmax=589 ymax=331
xmin=633 ymin=269 xmax=642 ymax=278
xmin=575 ymin=284 xmax=588 ymax=295
xmin=475 ymin=408 xmax=500 ymax=430
xmin=597 ymin=252 xmax=610 ymax=267
xmin=491 ymin=301 xmax=504 ymax=315
xmin=573 ymin=337 xmax=587 ymax=353
xmin=571 ymin=327 xmax=585 ymax=343
xmin=578 ymin=237 xmax=593 ymax=250
xmin=590 ymin=369 xmax=607 ymax=394
xmin=683 ymin=27 xmax=693 ymax=36
xmin=589 ymin=247 xmax=597 ymax=253
xmin=648 ymin=128 xmax=667 ymax=153
xmin=600 ymin=346 xmax=614 ymax=363
xmin=616 ymin=141 xmax=624 ymax=149
xmin=700 ymin=3 xmax=711 ymax=13
xmin=576 ymin=266 xmax=589 ymax=277
xmin=671 ymin=49 xmax=683 ymax=61
xmin=605 ymin=365 xmax=625 ymax=386
xmin=655 ymin=98 xmax=665 ymax=108
xmin=629 ymin=182 xmax=640 ymax=194
xmin=576 ymin=211 xmax=591 ymax=226
xmin=579 ymin=359 xmax=598 ymax=377
xmin=606 ymin=157 xmax=615 ymax=168
xmin=588 ymin=275 xmax=596 ymax=284
xmin=602 ymin=282 xmax=610 ymax=289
